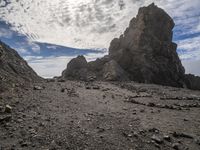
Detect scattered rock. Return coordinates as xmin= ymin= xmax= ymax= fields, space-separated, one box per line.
xmin=0 ymin=115 xmax=12 ymax=122
xmin=61 ymin=88 xmax=65 ymax=92
xmin=147 ymin=102 xmax=156 ymax=107
xmin=85 ymin=86 xmax=91 ymax=90
xmin=140 ymin=109 xmax=145 ymax=113
xmin=163 ymin=135 xmax=171 ymax=142
xmin=5 ymin=105 xmax=12 ymax=113
xmin=172 ymin=143 xmax=180 ymax=150
xmin=149 ymin=128 xmax=159 ymax=133
xmin=33 ymin=86 xmax=43 ymax=90
xmin=172 ymin=132 xmax=193 ymax=139
xmin=0 ymin=106 xmax=3 ymax=112
xmin=57 ymin=79 xmax=65 ymax=82
xmin=195 ymin=137 xmax=200 ymax=145
xmin=97 ymin=127 xmax=105 ymax=133
xmin=93 ymin=86 xmax=100 ymax=90
xmin=151 ymin=135 xmax=163 ymax=144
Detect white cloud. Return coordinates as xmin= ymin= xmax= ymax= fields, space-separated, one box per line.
xmin=177 ymin=36 xmax=200 ymax=60
xmin=182 ymin=59 xmax=200 ymax=76
xmin=0 ymin=0 xmax=199 ymax=50
xmin=25 ymin=56 xmax=74 ymax=78
xmin=25 ymin=51 xmax=107 ymax=78
xmin=0 ymin=28 xmax=13 ymax=38
xmin=0 ymin=0 xmax=200 ymax=77
xmin=13 ymin=40 xmax=41 ymax=54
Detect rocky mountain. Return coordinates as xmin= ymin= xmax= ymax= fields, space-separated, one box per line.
xmin=0 ymin=40 xmax=41 ymax=92
xmin=61 ymin=3 xmax=200 ymax=90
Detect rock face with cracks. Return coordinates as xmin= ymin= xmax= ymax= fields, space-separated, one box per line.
xmin=62 ymin=3 xmax=191 ymax=88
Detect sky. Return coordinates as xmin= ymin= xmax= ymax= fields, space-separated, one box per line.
xmin=0 ymin=0 xmax=200 ymax=78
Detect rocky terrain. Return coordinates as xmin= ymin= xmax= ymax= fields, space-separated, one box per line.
xmin=0 ymin=3 xmax=200 ymax=150
xmin=0 ymin=80 xmax=200 ymax=150
xmin=61 ymin=3 xmax=200 ymax=90
xmin=0 ymin=40 xmax=41 ymax=93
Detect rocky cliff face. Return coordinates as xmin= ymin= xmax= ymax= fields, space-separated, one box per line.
xmin=0 ymin=40 xmax=41 ymax=92
xmin=61 ymin=3 xmax=199 ymax=90
xmin=108 ymin=3 xmax=185 ymax=87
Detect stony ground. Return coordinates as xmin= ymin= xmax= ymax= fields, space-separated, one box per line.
xmin=0 ymin=80 xmax=200 ymax=150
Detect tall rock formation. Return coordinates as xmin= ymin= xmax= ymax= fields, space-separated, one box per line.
xmin=108 ymin=3 xmax=185 ymax=87
xmin=0 ymin=40 xmax=41 ymax=92
xmin=62 ymin=3 xmax=199 ymax=90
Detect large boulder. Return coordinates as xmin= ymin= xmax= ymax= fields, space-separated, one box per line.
xmin=0 ymin=40 xmax=41 ymax=92
xmin=109 ymin=3 xmax=185 ymax=87
xmin=62 ymin=55 xmax=88 ymax=80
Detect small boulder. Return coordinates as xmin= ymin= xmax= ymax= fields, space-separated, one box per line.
xmin=151 ymin=135 xmax=163 ymax=144
xmin=33 ymin=86 xmax=43 ymax=90
xmin=172 ymin=143 xmax=180 ymax=150
xmin=163 ymin=135 xmax=171 ymax=142
xmin=0 ymin=115 xmax=12 ymax=122
xmin=5 ymin=105 xmax=12 ymax=113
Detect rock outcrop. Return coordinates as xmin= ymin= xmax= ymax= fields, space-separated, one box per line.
xmin=107 ymin=3 xmax=185 ymax=87
xmin=184 ymin=74 xmax=200 ymax=90
xmin=0 ymin=40 xmax=41 ymax=92
xmin=61 ymin=3 xmax=199 ymax=90
xmin=62 ymin=55 xmax=88 ymax=80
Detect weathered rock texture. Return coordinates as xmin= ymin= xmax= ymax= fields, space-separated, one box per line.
xmin=184 ymin=74 xmax=200 ymax=90
xmin=0 ymin=40 xmax=41 ymax=92
xmin=108 ymin=3 xmax=185 ymax=87
xmin=62 ymin=3 xmax=199 ymax=90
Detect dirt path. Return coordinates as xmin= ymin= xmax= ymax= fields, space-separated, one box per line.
xmin=0 ymin=81 xmax=200 ymax=150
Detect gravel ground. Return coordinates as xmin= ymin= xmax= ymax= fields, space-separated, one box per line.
xmin=0 ymin=80 xmax=200 ymax=150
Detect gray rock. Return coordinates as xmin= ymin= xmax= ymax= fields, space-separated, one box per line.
xmin=61 ymin=88 xmax=65 ymax=92
xmin=0 ymin=115 xmax=12 ymax=122
xmin=195 ymin=138 xmax=200 ymax=145
xmin=0 ymin=106 xmax=3 ymax=112
xmin=172 ymin=143 xmax=180 ymax=150
xmin=33 ymin=86 xmax=43 ymax=90
xmin=62 ymin=55 xmax=88 ymax=80
xmin=151 ymin=134 xmax=163 ymax=144
xmin=103 ymin=60 xmax=129 ymax=81
xmin=163 ymin=135 xmax=171 ymax=142
xmin=5 ymin=105 xmax=12 ymax=113
xmin=0 ymin=41 xmax=41 ymax=91
xmin=109 ymin=3 xmax=185 ymax=87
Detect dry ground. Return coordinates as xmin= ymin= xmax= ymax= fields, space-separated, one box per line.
xmin=0 ymin=80 xmax=200 ymax=150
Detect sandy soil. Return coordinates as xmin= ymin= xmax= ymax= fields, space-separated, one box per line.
xmin=0 ymin=80 xmax=200 ymax=150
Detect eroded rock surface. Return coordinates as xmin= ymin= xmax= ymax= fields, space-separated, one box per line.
xmin=62 ymin=3 xmax=191 ymax=89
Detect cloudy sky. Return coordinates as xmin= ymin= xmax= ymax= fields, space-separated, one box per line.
xmin=0 ymin=0 xmax=200 ymax=78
